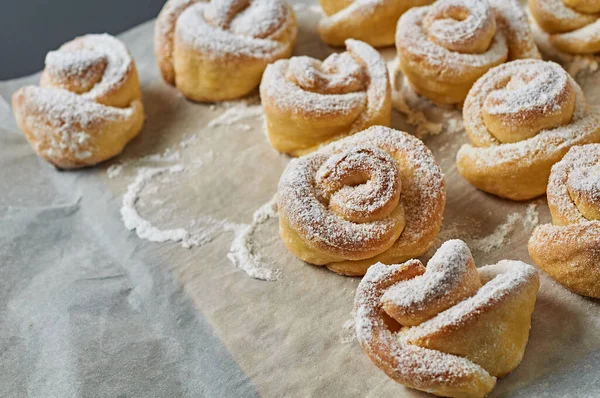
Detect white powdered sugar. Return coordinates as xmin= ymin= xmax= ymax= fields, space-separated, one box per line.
xmin=471 ymin=213 xmax=521 ymax=253
xmin=404 ymin=260 xmax=537 ymax=340
xmin=207 ymin=101 xmax=263 ymax=128
xmin=278 ymin=126 xmax=445 ymax=258
xmin=46 ymin=33 xmax=134 ymax=102
xmin=260 ymin=39 xmax=388 ymax=127
xmin=397 ymin=3 xmax=508 ymax=71
xmin=121 ymin=165 xmax=191 ymax=245
xmin=459 ymin=59 xmax=600 ymax=169
xmin=227 ymin=196 xmax=280 ymax=281
xmin=381 ymin=240 xmax=475 ymax=313
xmin=546 ymin=144 xmax=600 ymax=224
xmin=175 ymin=0 xmax=293 ymax=59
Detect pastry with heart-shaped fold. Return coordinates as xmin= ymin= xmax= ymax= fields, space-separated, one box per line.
xmin=355 ymin=240 xmax=539 ymax=397
xmin=529 ymin=144 xmax=600 ymax=298
xmin=260 ymin=39 xmax=391 ymax=156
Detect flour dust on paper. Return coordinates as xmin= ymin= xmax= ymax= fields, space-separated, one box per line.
xmin=111 ymin=99 xmax=280 ymax=281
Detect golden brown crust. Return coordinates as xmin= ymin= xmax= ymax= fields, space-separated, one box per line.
xmin=11 ymin=34 xmax=144 ymax=169
xmin=277 ymin=126 xmax=445 ymax=276
xmin=260 ymin=39 xmax=391 ymax=156
xmin=318 ymin=0 xmax=435 ymax=47
xmin=457 ymin=59 xmax=600 ymax=200
xmin=528 ymin=144 xmax=600 ymax=298
xmin=154 ymin=0 xmax=297 ymax=102
xmin=355 ymin=240 xmax=539 ymax=397
xmin=395 ymin=0 xmax=539 ymax=105
xmin=529 ymin=0 xmax=600 ymax=54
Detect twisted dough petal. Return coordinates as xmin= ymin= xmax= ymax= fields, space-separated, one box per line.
xmin=12 ymin=34 xmax=144 ymax=169
xmin=277 ymin=126 xmax=445 ymax=276
xmin=457 ymin=59 xmax=600 ymax=200
xmin=395 ymin=0 xmax=539 ymax=105
xmin=529 ymin=0 xmax=600 ymax=54
xmin=154 ymin=0 xmax=297 ymax=101
xmin=529 ymin=144 xmax=600 ymax=298
xmin=318 ymin=0 xmax=435 ymax=47
xmin=355 ymin=240 xmax=539 ymax=398
xmin=261 ymin=39 xmax=391 ymax=156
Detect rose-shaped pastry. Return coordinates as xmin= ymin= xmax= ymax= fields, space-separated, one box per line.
xmin=260 ymin=39 xmax=391 ymax=156
xmin=457 ymin=59 xmax=600 ymax=200
xmin=155 ymin=0 xmax=297 ymax=101
xmin=12 ymin=34 xmax=144 ymax=169
xmin=318 ymin=0 xmax=435 ymax=47
xmin=529 ymin=0 xmax=600 ymax=54
xmin=395 ymin=0 xmax=540 ymax=105
xmin=355 ymin=240 xmax=539 ymax=398
xmin=529 ymin=144 xmax=600 ymax=298
xmin=277 ymin=126 xmax=445 ymax=276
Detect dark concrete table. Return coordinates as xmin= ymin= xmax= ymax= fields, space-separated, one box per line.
xmin=0 ymin=0 xmax=165 ymax=79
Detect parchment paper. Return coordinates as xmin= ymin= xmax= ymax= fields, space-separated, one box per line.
xmin=1 ymin=2 xmax=599 ymax=397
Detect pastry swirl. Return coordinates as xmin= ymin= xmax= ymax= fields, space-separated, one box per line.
xmin=318 ymin=0 xmax=434 ymax=47
xmin=155 ymin=0 xmax=297 ymax=101
xmin=529 ymin=144 xmax=600 ymax=298
xmin=529 ymin=0 xmax=600 ymax=54
xmin=260 ymin=39 xmax=391 ymax=156
xmin=355 ymin=240 xmax=539 ymax=398
xmin=12 ymin=34 xmax=144 ymax=169
xmin=277 ymin=126 xmax=445 ymax=276
xmin=457 ymin=59 xmax=600 ymax=200
xmin=395 ymin=0 xmax=540 ymax=105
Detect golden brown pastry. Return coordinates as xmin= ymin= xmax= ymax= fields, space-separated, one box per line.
xmin=457 ymin=59 xmax=600 ymax=200
xmin=318 ymin=0 xmax=434 ymax=47
xmin=260 ymin=39 xmax=391 ymax=156
xmin=154 ymin=0 xmax=297 ymax=102
xmin=529 ymin=0 xmax=600 ymax=54
xmin=395 ymin=0 xmax=540 ymax=105
xmin=12 ymin=34 xmax=144 ymax=169
xmin=355 ymin=240 xmax=539 ymax=398
xmin=529 ymin=144 xmax=600 ymax=298
xmin=277 ymin=126 xmax=445 ymax=276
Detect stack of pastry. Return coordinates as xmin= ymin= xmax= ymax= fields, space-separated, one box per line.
xmin=355 ymin=240 xmax=539 ymax=398
xmin=395 ymin=0 xmax=540 ymax=105
xmin=12 ymin=34 xmax=144 ymax=169
xmin=529 ymin=144 xmax=600 ymax=298
xmin=277 ymin=126 xmax=446 ymax=276
xmin=529 ymin=0 xmax=600 ymax=54
xmin=457 ymin=59 xmax=600 ymax=200
xmin=261 ymin=39 xmax=391 ymax=156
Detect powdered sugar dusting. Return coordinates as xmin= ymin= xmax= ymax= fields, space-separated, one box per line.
xmin=458 ymin=59 xmax=600 ymax=171
xmin=278 ymin=126 xmax=444 ymax=261
xmin=175 ymin=0 xmax=294 ymax=59
xmin=260 ymin=39 xmax=389 ymax=136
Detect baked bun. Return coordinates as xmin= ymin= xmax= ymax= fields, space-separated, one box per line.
xmin=277 ymin=126 xmax=445 ymax=276
xmin=529 ymin=0 xmax=600 ymax=54
xmin=12 ymin=34 xmax=144 ymax=169
xmin=318 ymin=0 xmax=434 ymax=47
xmin=529 ymin=144 xmax=600 ymax=298
xmin=355 ymin=240 xmax=539 ymax=398
xmin=155 ymin=0 xmax=297 ymax=102
xmin=456 ymin=59 xmax=600 ymax=200
xmin=260 ymin=39 xmax=391 ymax=156
xmin=395 ymin=0 xmax=540 ymax=105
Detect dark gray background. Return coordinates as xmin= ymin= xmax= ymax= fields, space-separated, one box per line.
xmin=0 ymin=0 xmax=165 ymax=80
